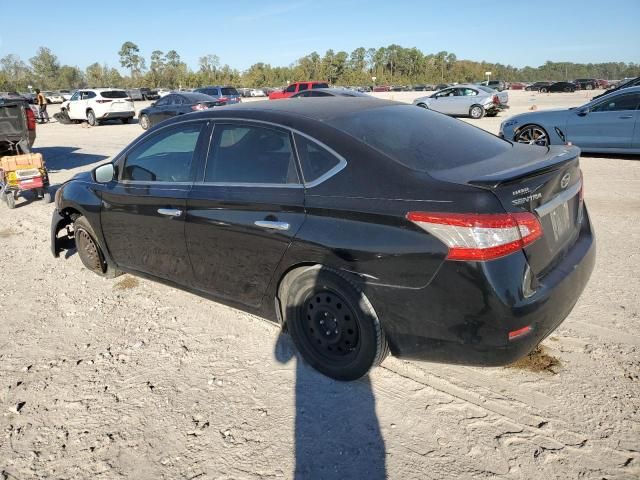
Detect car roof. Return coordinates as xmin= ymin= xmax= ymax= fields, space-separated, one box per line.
xmin=175 ymin=92 xmax=217 ymax=101
xmin=189 ymin=97 xmax=396 ymax=123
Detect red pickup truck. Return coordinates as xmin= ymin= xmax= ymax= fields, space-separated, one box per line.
xmin=269 ymin=81 xmax=329 ymax=100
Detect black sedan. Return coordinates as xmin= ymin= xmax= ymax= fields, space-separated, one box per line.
xmin=51 ymin=99 xmax=595 ymax=381
xmin=540 ymin=82 xmax=576 ymax=93
xmin=138 ymin=92 xmax=220 ymax=130
xmin=525 ymin=82 xmax=552 ymax=91
xmin=290 ymin=87 xmax=369 ymax=98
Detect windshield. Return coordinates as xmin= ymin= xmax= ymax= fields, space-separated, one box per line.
xmin=333 ymin=105 xmax=511 ymax=172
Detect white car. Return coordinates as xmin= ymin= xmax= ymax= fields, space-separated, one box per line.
xmin=62 ymin=89 xmax=135 ymax=126
xmin=157 ymin=88 xmax=172 ymax=98
xmin=43 ymin=91 xmax=65 ymax=104
xmin=59 ymin=90 xmax=75 ymax=101
xmin=250 ymin=88 xmax=266 ymax=97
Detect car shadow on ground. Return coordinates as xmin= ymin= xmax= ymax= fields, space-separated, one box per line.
xmin=33 ymin=147 xmax=109 ymax=171
xmin=274 ymin=333 xmax=386 ymax=479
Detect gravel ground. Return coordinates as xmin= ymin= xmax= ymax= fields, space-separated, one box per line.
xmin=1 ymin=90 xmax=639 ymax=479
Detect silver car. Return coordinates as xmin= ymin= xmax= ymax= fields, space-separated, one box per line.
xmin=500 ymin=86 xmax=640 ymax=153
xmin=412 ymin=84 xmax=509 ymax=119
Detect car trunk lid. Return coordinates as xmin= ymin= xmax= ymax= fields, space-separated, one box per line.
xmin=431 ymin=144 xmax=583 ymax=276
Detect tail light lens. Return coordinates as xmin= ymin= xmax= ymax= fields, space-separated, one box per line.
xmin=191 ymin=103 xmax=208 ymax=111
xmin=406 ymin=212 xmax=543 ymax=261
xmin=218 ymin=97 xmax=228 ymax=103
xmin=492 ymin=94 xmax=500 ymax=105
xmin=95 ymin=99 xmax=112 ymax=103
xmin=25 ymin=108 xmax=36 ymax=130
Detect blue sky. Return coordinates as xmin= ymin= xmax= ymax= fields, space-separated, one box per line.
xmin=1 ymin=0 xmax=638 ymax=72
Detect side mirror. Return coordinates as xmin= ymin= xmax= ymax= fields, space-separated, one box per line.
xmin=94 ymin=163 xmax=115 ymax=183
xmin=577 ymin=108 xmax=589 ymax=116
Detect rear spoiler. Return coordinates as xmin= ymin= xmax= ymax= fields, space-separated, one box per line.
xmin=468 ymin=146 xmax=580 ymax=189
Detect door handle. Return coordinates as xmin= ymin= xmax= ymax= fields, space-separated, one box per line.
xmin=157 ymin=208 xmax=183 ymax=217
xmin=254 ymin=220 xmax=290 ymax=231
xmin=619 ymin=115 xmax=633 ymax=119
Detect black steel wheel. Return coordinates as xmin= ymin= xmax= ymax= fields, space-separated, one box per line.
xmin=280 ymin=265 xmax=388 ymax=381
xmin=302 ymin=290 xmax=361 ymax=362
xmin=73 ymin=216 xmax=121 ymax=278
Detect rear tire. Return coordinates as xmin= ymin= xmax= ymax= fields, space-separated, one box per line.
xmin=43 ymin=189 xmax=53 ymax=204
xmin=87 ymin=109 xmax=97 ymax=126
xmin=469 ymin=105 xmax=485 ymax=119
xmin=73 ymin=216 xmax=121 ymax=278
xmin=279 ymin=265 xmax=389 ymax=381
xmin=540 ymin=87 xmax=548 ymax=93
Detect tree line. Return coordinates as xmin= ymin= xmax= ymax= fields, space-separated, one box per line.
xmin=1 ymin=42 xmax=639 ymax=92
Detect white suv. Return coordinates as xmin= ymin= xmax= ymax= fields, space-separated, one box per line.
xmin=62 ymin=89 xmax=135 ymax=126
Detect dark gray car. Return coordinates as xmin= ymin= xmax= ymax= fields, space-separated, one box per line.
xmin=193 ymin=86 xmax=241 ymax=105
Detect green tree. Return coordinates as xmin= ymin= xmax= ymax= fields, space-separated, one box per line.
xmin=29 ymin=47 xmax=60 ymax=89
xmin=0 ymin=54 xmax=32 ymax=90
xmin=118 ymin=41 xmax=144 ymax=79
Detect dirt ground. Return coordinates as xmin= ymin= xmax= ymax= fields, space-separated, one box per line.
xmin=1 ymin=90 xmax=639 ymax=479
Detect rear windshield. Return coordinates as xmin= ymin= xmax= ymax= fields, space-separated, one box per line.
xmin=312 ymin=83 xmax=329 ymax=89
xmin=221 ymin=87 xmax=239 ymax=96
xmin=477 ymin=85 xmax=495 ymax=93
xmin=101 ymin=90 xmax=128 ymax=99
xmin=333 ymin=105 xmax=511 ymax=172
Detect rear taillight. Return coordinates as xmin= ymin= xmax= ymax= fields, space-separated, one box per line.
xmin=492 ymin=94 xmax=500 ymax=105
xmin=25 ymin=108 xmax=36 ymax=130
xmin=406 ymin=212 xmax=543 ymax=261
xmin=95 ymin=99 xmax=112 ymax=103
xmin=191 ymin=103 xmax=208 ymax=111
xmin=218 ymin=97 xmax=228 ymax=103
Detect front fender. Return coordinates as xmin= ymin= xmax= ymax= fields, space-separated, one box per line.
xmin=52 ymin=180 xmax=112 ymax=263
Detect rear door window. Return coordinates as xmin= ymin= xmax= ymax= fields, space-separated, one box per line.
xmin=205 ymin=124 xmax=299 ymax=184
xmin=122 ymin=123 xmax=204 ymax=182
xmin=311 ymin=83 xmax=329 ymax=89
xmin=294 ymin=134 xmax=341 ymax=183
xmin=298 ymin=83 xmax=309 ymax=91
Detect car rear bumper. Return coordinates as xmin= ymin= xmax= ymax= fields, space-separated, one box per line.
xmin=368 ymin=207 xmax=595 ymax=366
xmin=100 ymin=112 xmax=135 ymax=120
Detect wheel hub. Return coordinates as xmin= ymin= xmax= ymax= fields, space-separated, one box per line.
xmin=304 ymin=291 xmax=360 ymax=358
